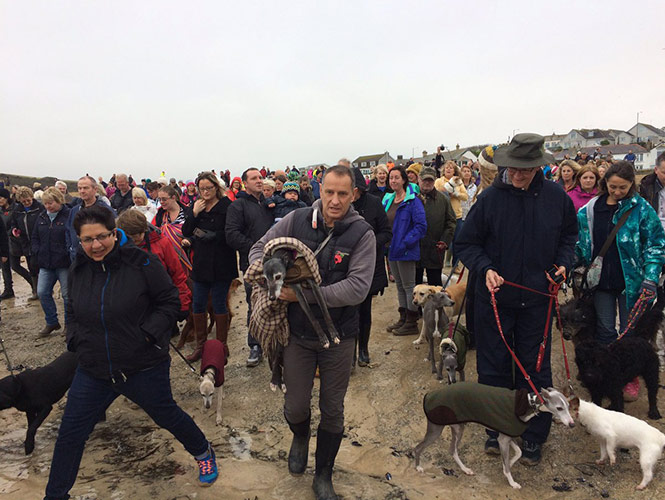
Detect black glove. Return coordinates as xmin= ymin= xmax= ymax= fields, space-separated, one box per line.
xmin=176 ymin=309 xmax=189 ymax=322
xmin=640 ymin=280 xmax=658 ymax=299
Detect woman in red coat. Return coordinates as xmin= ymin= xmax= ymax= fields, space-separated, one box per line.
xmin=117 ymin=210 xmax=191 ymax=320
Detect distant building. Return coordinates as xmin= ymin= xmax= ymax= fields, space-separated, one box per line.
xmin=352 ymin=152 xmax=394 ymax=176
xmin=395 ymin=147 xmax=481 ymax=168
xmin=559 ymin=129 xmax=630 ymax=150
xmin=644 ymin=142 xmax=665 ymax=169
xmin=553 ymin=144 xmax=649 ymax=169
xmin=626 ymin=123 xmax=665 ymax=146
xmin=543 ymin=133 xmax=566 ymax=150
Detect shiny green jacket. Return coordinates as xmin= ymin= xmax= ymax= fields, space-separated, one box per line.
xmin=576 ymin=193 xmax=665 ymax=310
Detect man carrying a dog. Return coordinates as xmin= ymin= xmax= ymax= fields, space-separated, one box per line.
xmin=249 ymin=165 xmax=375 ymax=500
xmin=456 ymin=133 xmax=578 ymax=465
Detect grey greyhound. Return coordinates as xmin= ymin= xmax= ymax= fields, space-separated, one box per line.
xmin=413 ymin=383 xmax=575 ymax=489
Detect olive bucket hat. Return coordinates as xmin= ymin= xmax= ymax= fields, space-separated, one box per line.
xmin=493 ymin=133 xmax=554 ymax=169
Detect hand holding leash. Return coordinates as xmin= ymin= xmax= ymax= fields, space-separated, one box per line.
xmin=485 ymin=269 xmax=504 ymax=293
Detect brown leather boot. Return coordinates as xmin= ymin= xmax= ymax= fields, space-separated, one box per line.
xmin=185 ymin=313 xmax=208 ymax=362
xmin=386 ymin=307 xmax=406 ymax=332
xmin=214 ymin=313 xmax=230 ymax=346
xmin=394 ymin=309 xmax=420 ymax=336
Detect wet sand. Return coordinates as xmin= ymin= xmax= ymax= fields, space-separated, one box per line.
xmin=1 ymin=274 xmax=664 ymax=500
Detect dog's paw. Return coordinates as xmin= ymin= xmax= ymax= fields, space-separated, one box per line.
xmin=595 ymin=458 xmax=606 ymax=465
xmin=270 ymin=383 xmax=277 ymax=392
xmin=322 ymin=341 xmax=330 ymax=349
xmin=510 ymin=482 xmax=521 ymax=490
xmin=333 ymin=337 xmax=341 ymax=345
xmin=413 ymin=338 xmax=423 ymax=345
xmin=416 ymin=465 xmax=424 ymax=473
xmin=461 ymin=466 xmax=474 ymax=476
xmin=648 ymin=410 xmax=662 ymax=420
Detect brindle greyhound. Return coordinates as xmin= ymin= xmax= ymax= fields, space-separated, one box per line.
xmin=263 ymin=248 xmax=341 ymax=393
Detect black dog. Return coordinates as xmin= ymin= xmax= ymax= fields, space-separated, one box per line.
xmin=0 ymin=351 xmax=78 ymax=454
xmin=575 ymin=337 xmax=661 ymax=419
xmin=564 ymin=292 xmax=664 ymax=420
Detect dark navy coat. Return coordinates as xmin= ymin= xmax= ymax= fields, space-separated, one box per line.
xmin=31 ymin=206 xmax=72 ymax=269
xmin=455 ymin=170 xmax=577 ymax=308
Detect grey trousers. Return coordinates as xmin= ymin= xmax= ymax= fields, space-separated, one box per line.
xmin=283 ymin=336 xmax=355 ymax=433
xmin=390 ymin=260 xmax=417 ymax=312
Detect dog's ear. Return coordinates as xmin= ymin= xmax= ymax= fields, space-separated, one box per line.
xmin=568 ymin=396 xmax=580 ymax=410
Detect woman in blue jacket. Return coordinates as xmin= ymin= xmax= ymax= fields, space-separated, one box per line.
xmin=382 ymin=167 xmax=427 ymax=335
xmin=31 ymin=188 xmax=71 ymax=337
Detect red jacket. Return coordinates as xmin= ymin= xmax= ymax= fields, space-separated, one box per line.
xmin=139 ymin=229 xmax=192 ymax=312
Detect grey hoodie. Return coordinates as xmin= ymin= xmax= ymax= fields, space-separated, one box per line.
xmin=248 ymin=199 xmax=376 ymax=308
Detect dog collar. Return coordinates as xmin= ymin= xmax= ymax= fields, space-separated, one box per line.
xmin=527 ymin=392 xmax=541 ymax=415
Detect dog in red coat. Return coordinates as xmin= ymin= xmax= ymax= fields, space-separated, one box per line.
xmin=199 ymin=339 xmax=228 ymax=425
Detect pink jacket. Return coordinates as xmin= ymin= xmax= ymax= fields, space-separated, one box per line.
xmin=568 ymin=185 xmax=598 ymax=212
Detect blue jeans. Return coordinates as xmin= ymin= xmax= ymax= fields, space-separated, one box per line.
xmin=38 ymin=268 xmax=69 ymax=326
xmin=192 ymin=279 xmax=231 ymax=314
xmin=594 ymin=290 xmax=628 ymax=344
xmin=44 ymin=360 xmax=208 ymax=500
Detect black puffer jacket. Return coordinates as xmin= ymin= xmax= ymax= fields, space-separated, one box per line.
xmin=182 ymin=197 xmax=238 ymax=282
xmin=9 ymin=200 xmax=43 ymax=255
xmin=638 ymin=172 xmax=663 ymax=212
xmin=353 ymin=191 xmax=392 ymax=295
xmin=66 ymin=239 xmax=180 ymax=381
xmin=225 ymin=191 xmax=274 ymax=271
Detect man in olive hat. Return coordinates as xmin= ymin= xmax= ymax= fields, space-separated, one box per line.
xmin=455 ymin=133 xmax=578 ymax=465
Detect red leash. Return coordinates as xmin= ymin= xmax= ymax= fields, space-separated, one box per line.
xmin=489 ymin=275 xmax=573 ymax=403
xmin=615 ymin=289 xmax=657 ymax=342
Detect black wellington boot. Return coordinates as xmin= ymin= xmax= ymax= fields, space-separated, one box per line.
xmin=357 ymin=323 xmax=370 ymax=366
xmin=312 ymin=426 xmax=343 ymax=500
xmin=287 ymin=413 xmax=311 ymax=475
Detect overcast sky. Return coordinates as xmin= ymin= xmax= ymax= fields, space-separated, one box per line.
xmin=2 ymin=0 xmax=664 ymax=181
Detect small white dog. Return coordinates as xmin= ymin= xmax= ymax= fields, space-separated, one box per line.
xmin=569 ymin=396 xmax=665 ymax=490
xmin=199 ymin=339 xmax=228 ymax=426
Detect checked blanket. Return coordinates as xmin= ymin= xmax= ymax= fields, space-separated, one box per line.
xmin=244 ymin=237 xmax=322 ymax=359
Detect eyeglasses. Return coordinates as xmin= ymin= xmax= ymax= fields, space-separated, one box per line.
xmin=80 ymin=230 xmax=115 ymax=246
xmin=199 ymin=186 xmax=216 ymax=192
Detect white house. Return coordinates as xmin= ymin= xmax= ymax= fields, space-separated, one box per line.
xmin=643 ymin=143 xmax=665 ymax=169
xmin=352 ymin=152 xmax=394 ymax=176
xmin=543 ymin=133 xmax=566 ymax=150
xmin=626 ymin=123 xmax=665 ymax=146
xmin=559 ymin=129 xmax=624 ymax=150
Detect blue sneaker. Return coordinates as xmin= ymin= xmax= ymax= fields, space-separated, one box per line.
xmin=197 ymin=447 xmax=218 ymax=486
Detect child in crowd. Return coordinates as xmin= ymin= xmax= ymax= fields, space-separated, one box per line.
xmin=263 ymin=181 xmax=306 ymax=222
xmin=263 ymin=179 xmax=276 ymax=199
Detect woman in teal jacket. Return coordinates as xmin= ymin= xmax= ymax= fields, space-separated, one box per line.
xmin=576 ymin=161 xmax=665 ymax=346
xmin=382 ymin=166 xmax=427 ymax=336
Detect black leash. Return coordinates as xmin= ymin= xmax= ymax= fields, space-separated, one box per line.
xmin=0 ymin=327 xmax=15 ymax=376
xmin=169 ymin=340 xmax=199 ymax=377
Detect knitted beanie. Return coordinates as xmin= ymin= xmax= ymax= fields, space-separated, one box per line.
xmin=282 ymin=181 xmax=300 ymax=194
xmin=478 ymin=145 xmax=498 ymax=191
xmin=406 ymin=163 xmax=423 ymax=176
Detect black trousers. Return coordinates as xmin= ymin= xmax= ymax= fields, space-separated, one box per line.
xmin=243 ymin=281 xmax=260 ymax=349
xmin=475 ymin=295 xmax=553 ymax=444
xmin=415 ymin=267 xmax=443 ymax=287
xmin=1 ymin=257 xmax=13 ymax=291
xmin=283 ymin=336 xmax=354 ymax=433
xmin=10 ymin=253 xmax=35 ymax=284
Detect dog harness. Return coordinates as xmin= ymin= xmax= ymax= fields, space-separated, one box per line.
xmin=200 ymin=339 xmax=229 ymax=387
xmin=423 ymin=382 xmax=531 ymax=437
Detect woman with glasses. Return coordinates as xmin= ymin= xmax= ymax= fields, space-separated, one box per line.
xmin=181 ymin=172 xmax=238 ymax=362
xmin=43 ymin=205 xmax=218 ymax=500
xmin=154 ymin=185 xmax=191 ymax=274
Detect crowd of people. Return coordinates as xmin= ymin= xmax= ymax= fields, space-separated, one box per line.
xmin=1 ymin=134 xmax=664 ymax=500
